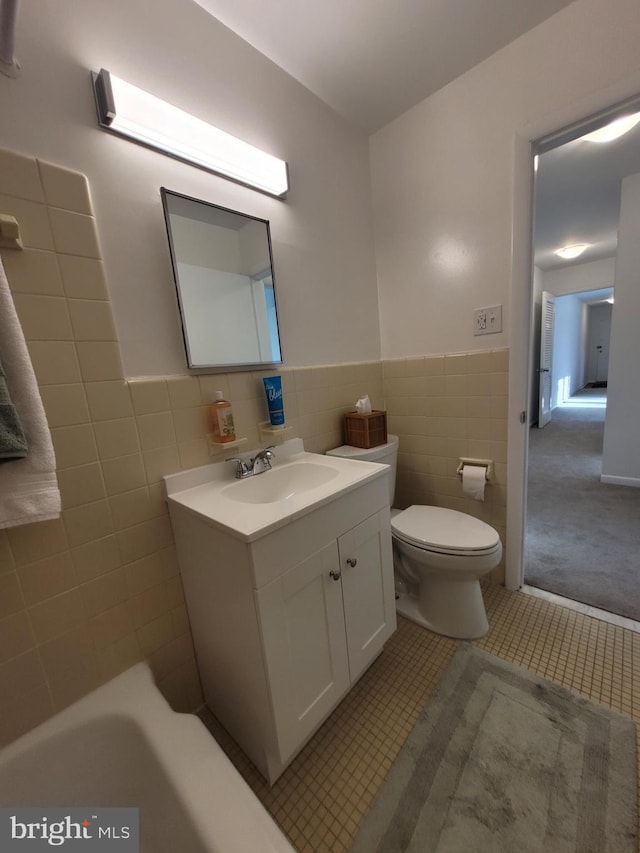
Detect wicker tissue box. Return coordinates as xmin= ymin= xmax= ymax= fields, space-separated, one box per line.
xmin=344 ymin=410 xmax=388 ymax=449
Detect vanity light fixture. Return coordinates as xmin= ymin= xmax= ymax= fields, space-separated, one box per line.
xmin=554 ymin=243 xmax=590 ymax=260
xmin=91 ymin=69 xmax=289 ymax=198
xmin=580 ymin=112 xmax=640 ymax=144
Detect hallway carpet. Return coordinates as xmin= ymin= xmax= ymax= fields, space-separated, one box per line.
xmin=525 ymin=390 xmax=640 ymax=621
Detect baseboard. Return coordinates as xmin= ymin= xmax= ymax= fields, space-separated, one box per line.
xmin=600 ymin=474 xmax=640 ymax=488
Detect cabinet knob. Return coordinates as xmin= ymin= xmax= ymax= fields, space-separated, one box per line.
xmin=346 ymin=558 xmax=357 ymax=568
xmin=329 ymin=568 xmax=341 ymax=581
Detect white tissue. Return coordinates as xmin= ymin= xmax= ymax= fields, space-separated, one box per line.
xmin=462 ymin=465 xmax=486 ymax=501
xmin=355 ymin=395 xmax=372 ymax=414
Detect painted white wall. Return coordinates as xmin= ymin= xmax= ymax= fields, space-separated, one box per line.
xmin=370 ymin=0 xmax=640 ymax=361
xmin=177 ymin=264 xmax=261 ymax=366
xmin=239 ymin=221 xmax=272 ymax=277
xmin=551 ymin=294 xmax=585 ymax=407
xmin=3 ymin=0 xmax=640 ymax=563
xmin=531 ymin=260 xmax=614 ymax=411
xmin=542 ymin=258 xmax=616 ymax=298
xmin=369 ymin=0 xmax=640 ymax=586
xmin=0 ymin=0 xmax=380 ymax=376
xmin=602 ymin=172 xmax=640 ymax=485
xmin=531 ymin=260 xmax=614 ymax=417
xmin=170 ymin=216 xmax=243 ymax=274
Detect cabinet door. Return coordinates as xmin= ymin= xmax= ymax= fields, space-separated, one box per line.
xmin=255 ymin=541 xmax=350 ymax=766
xmin=339 ymin=509 xmax=397 ymax=681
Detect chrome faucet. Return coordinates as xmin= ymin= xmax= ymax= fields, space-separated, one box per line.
xmin=226 ymin=446 xmax=275 ymax=479
xmin=253 ymin=446 xmax=275 ymax=474
xmin=226 ymin=456 xmax=253 ymax=479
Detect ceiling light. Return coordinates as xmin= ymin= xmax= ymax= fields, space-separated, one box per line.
xmin=554 ymin=243 xmax=590 ymax=260
xmin=91 ymin=69 xmax=289 ymax=198
xmin=580 ymin=113 xmax=640 ymax=143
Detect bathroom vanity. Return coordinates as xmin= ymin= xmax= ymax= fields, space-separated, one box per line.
xmin=164 ymin=440 xmax=396 ymax=784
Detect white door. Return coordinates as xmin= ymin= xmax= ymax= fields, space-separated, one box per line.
xmin=255 ymin=541 xmax=350 ymax=765
xmin=538 ymin=291 xmax=555 ymax=428
xmin=586 ymin=302 xmax=613 ymax=383
xmin=339 ymin=510 xmax=397 ymax=681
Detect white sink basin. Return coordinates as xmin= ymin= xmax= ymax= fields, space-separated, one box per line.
xmin=163 ymin=438 xmax=389 ymax=542
xmin=222 ymin=462 xmax=339 ymax=505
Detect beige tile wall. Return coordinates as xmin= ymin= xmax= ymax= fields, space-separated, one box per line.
xmin=383 ymin=351 xmax=509 ymax=580
xmin=0 ymin=150 xmax=196 ymax=745
xmin=0 ymin=145 xmax=390 ymax=746
xmin=0 ymin=146 xmax=508 ymax=747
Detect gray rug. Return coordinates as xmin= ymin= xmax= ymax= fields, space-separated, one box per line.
xmin=351 ymin=645 xmax=637 ymax=853
xmin=526 ymin=392 xmax=640 ymax=621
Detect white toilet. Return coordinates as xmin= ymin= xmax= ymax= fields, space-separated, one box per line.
xmin=327 ymin=434 xmax=502 ymax=639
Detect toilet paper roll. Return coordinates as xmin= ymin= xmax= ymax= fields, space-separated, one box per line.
xmin=462 ymin=465 xmax=486 ymax=501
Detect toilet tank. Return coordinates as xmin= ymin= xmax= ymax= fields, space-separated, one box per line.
xmin=326 ymin=435 xmax=399 ymax=506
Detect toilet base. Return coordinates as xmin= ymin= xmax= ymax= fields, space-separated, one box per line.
xmin=395 ymin=576 xmax=489 ymax=640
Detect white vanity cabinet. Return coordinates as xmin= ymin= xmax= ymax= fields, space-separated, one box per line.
xmin=256 ymin=509 xmax=394 ymax=770
xmin=167 ymin=469 xmax=396 ymax=784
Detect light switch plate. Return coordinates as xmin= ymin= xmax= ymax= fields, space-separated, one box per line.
xmin=474 ymin=305 xmax=503 ymax=336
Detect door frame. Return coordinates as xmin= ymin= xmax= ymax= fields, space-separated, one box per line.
xmin=505 ymin=132 xmax=535 ymax=591
xmin=538 ymin=291 xmax=555 ymax=427
xmin=506 ymin=94 xmax=640 ymax=592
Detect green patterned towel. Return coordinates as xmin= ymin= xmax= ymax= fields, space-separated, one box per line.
xmin=0 ymin=356 xmax=28 ymax=460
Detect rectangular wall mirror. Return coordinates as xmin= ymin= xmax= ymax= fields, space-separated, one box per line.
xmin=161 ymin=188 xmax=283 ymax=369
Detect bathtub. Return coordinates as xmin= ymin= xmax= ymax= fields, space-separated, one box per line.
xmin=0 ymin=662 xmax=294 ymax=852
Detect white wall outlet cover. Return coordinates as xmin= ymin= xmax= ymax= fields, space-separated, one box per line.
xmin=474 ymin=304 xmax=503 ymax=335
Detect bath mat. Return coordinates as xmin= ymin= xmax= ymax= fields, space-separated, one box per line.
xmin=351 ymin=644 xmax=637 ymax=853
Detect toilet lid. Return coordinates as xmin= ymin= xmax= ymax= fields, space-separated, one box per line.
xmin=391 ymin=506 xmax=501 ymax=555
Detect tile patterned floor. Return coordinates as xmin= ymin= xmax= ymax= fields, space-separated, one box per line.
xmin=201 ymin=584 xmax=640 ymax=852
xmin=522 ymin=583 xmax=640 ymax=634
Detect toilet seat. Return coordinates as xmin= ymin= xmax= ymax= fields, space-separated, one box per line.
xmin=391 ymin=505 xmax=501 ymax=557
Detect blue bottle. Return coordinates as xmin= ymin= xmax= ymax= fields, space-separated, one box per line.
xmin=263 ymin=376 xmax=285 ymax=427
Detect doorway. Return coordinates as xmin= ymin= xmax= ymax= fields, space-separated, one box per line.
xmin=521 ymin=105 xmax=640 ymax=621
xmin=534 ymin=287 xmax=613 ymax=418
xmin=524 ymin=386 xmax=640 ymax=620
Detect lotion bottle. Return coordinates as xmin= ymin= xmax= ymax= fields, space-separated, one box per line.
xmin=210 ymin=391 xmax=236 ymax=443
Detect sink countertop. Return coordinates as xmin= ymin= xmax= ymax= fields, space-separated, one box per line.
xmin=163 ymin=439 xmax=389 ymax=542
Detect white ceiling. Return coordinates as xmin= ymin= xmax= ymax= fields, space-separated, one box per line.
xmin=192 ymin=0 xmax=575 ymax=133
xmin=534 ymin=113 xmax=640 ymax=271
xmin=193 ymin=0 xmax=640 ymax=278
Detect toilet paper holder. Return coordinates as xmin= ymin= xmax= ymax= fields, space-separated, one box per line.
xmin=457 ymin=458 xmax=493 ymax=481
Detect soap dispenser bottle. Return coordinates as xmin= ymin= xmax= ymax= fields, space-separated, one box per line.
xmin=210 ymin=391 xmax=236 ymax=443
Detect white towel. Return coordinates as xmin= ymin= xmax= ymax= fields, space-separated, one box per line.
xmin=0 ymin=254 xmax=61 ymax=529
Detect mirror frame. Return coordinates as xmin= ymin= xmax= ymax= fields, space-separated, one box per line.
xmin=161 ymin=187 xmax=284 ymax=371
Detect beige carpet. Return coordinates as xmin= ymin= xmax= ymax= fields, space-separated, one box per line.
xmin=351 ymin=644 xmax=637 ymax=853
